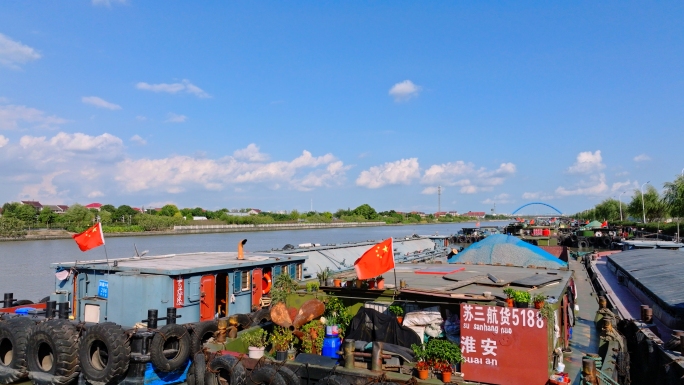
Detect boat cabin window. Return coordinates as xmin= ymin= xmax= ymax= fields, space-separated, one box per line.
xmin=273 ymin=265 xmax=281 ymax=277
xmin=289 ymin=264 xmax=296 ymax=279
xmin=241 ymin=271 xmax=251 ymax=291
xmin=296 ymin=264 xmax=303 ymax=280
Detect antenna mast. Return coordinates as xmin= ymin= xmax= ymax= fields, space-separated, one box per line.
xmin=438 ymin=185 xmax=441 ymax=214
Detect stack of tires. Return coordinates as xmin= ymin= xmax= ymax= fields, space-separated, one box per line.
xmin=0 ymin=317 xmax=201 ymax=385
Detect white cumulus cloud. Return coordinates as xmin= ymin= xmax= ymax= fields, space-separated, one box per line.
xmin=165 ymin=113 xmax=187 ymax=123
xmin=0 ymin=33 xmax=41 ymax=70
xmin=0 ymin=104 xmax=68 ymax=130
xmin=388 ymin=80 xmax=421 ymax=102
xmin=0 ymin=135 xmax=8 ymax=148
xmin=130 ymin=135 xmax=146 ymax=145
xmin=633 ymin=154 xmax=651 ymax=162
xmin=567 ymin=150 xmax=605 ymax=174
xmin=136 ymin=79 xmax=210 ymax=98
xmin=421 ymin=161 xmax=516 ymax=194
xmin=356 ymin=158 xmax=420 ymax=188
xmin=82 ymin=96 xmax=121 ymax=110
xmin=482 ymin=193 xmax=513 ymax=205
xmin=421 ymin=186 xmax=442 ymax=195
xmin=611 ymin=180 xmax=637 ymax=192
xmin=233 ymin=144 xmax=269 ymax=162
xmin=555 ymin=173 xmax=608 ymax=196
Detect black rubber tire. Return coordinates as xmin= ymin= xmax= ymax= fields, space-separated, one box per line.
xmin=602 ymin=237 xmax=611 ymax=247
xmin=275 ymin=365 xmax=299 ymax=385
xmin=248 ymin=367 xmax=286 ymax=385
xmin=78 ymin=322 xmax=130 ymax=385
xmin=318 ymin=375 xmax=351 ymax=385
xmin=193 ymin=353 xmax=205 ymax=385
xmin=205 ymin=355 xmax=246 ymax=385
xmin=0 ymin=317 xmax=35 ymax=384
xmin=191 ymin=321 xmax=217 ymax=355
xmin=149 ymin=323 xmax=191 ymax=372
xmin=26 ymin=319 xmax=80 ymax=385
xmin=187 ymin=362 xmax=196 ymax=385
xmin=11 ymin=300 xmax=33 ymax=307
xmin=578 ymin=240 xmax=589 ymax=248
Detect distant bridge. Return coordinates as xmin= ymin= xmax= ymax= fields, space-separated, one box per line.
xmin=511 ymin=202 xmax=562 ymax=215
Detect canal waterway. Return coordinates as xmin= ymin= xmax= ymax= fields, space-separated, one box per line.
xmin=0 ymin=222 xmax=504 ymax=301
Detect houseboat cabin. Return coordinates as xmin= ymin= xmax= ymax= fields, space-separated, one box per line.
xmin=49 ymin=250 xmax=307 ymax=327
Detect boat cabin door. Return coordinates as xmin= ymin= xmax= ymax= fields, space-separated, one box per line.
xmin=200 ymin=274 xmax=216 ymax=321
xmin=252 ymin=268 xmax=263 ymax=310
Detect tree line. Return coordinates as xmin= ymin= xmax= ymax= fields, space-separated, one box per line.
xmin=573 ymin=174 xmax=684 ymax=224
xmin=0 ymin=201 xmax=484 ymax=238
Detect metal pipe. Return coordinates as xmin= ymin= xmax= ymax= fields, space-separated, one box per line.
xmin=166 ymin=307 xmax=177 ymax=325
xmin=3 ymin=293 xmax=13 ymax=308
xmin=45 ymin=301 xmax=56 ymax=318
xmin=58 ymin=302 xmax=70 ymax=319
xmin=640 ymin=305 xmax=649 ymax=322
xmin=371 ymin=342 xmax=383 ymax=371
xmin=582 ymin=358 xmax=596 ymax=376
xmin=146 ymin=309 xmax=158 ymax=329
xmin=343 ymin=339 xmax=355 ymax=369
xmin=643 ymin=308 xmax=653 ymax=323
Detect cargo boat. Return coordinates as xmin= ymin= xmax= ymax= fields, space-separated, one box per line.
xmin=0 ymin=234 xmax=606 ymax=385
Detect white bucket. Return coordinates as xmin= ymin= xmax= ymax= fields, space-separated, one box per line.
xmin=556 ymin=362 xmax=565 ymax=372
xmin=248 ymin=346 xmax=265 ymax=359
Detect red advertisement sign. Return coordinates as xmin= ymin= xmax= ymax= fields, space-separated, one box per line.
xmin=460 ymin=303 xmax=549 ymax=385
xmin=173 ymin=276 xmax=184 ymax=308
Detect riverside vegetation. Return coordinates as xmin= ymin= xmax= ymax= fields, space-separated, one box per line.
xmin=0 ymin=202 xmax=486 ymax=238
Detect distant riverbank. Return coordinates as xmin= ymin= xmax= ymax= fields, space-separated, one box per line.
xmin=0 ymin=221 xmax=391 ymax=242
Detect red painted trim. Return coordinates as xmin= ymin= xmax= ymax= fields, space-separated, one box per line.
xmin=0 ymin=302 xmax=47 ymax=313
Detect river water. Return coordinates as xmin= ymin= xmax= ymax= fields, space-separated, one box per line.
xmin=0 ymin=222 xmax=503 ymax=301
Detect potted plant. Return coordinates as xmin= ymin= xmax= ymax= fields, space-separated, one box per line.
xmin=269 ymin=326 xmax=298 ymax=361
xmin=513 ymin=290 xmax=531 ymax=308
xmin=355 ymin=279 xmax=363 ymax=288
xmin=411 ymin=344 xmax=430 ymax=380
xmin=389 ymin=304 xmax=404 ymax=324
xmin=503 ymin=287 xmax=515 ymax=307
xmin=306 ymin=282 xmax=320 ymax=293
xmin=539 ymin=302 xmax=554 ymax=320
xmin=424 ymin=339 xmax=463 ymax=383
xmin=376 ymin=275 xmax=385 ymax=289
xmin=533 ymin=293 xmax=546 ymax=309
xmin=323 ymin=295 xmax=352 ymax=339
xmin=316 ymin=267 xmax=331 ymax=286
xmin=368 ymin=278 xmax=376 ymax=289
xmin=243 ymin=328 xmax=268 ymax=358
xmin=301 ymin=320 xmax=325 ymax=355
xmin=333 ymin=277 xmax=342 ymax=287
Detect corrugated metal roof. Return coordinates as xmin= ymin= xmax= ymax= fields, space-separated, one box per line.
xmin=52 ymin=252 xmax=306 ymax=275
xmin=607 ymin=250 xmax=684 ymax=312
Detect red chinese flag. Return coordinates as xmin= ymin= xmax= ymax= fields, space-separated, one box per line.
xmin=354 ymin=238 xmax=394 ymax=279
xmin=72 ymin=223 xmax=105 ymax=252
xmin=602 ymin=221 xmax=608 ymax=228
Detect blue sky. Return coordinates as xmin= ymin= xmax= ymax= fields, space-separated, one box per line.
xmin=1 ymin=1 xmax=682 ymax=215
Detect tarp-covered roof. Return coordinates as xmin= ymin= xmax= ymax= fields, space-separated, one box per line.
xmin=583 ymin=220 xmax=603 ymax=229
xmin=447 ymin=234 xmax=567 ymax=269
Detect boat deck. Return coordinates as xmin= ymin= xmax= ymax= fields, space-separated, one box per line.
xmin=566 ymin=257 xmax=599 ymax=385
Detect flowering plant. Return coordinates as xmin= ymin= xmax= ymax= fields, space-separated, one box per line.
xmin=415 ymin=361 xmax=430 ymax=371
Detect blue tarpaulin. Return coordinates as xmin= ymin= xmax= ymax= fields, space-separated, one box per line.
xmin=447 ymin=234 xmax=567 ymax=269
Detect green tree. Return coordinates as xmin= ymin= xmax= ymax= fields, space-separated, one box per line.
xmin=38 ymin=207 xmax=57 ymax=226
xmin=99 ymin=210 xmax=113 ymax=225
xmin=101 ymin=204 xmax=116 ymax=213
xmin=63 ymin=204 xmax=94 ymax=228
xmin=0 ymin=217 xmax=27 ymax=238
xmin=14 ymin=204 xmax=38 ymax=224
xmin=663 ymin=175 xmax=684 ymax=220
xmin=114 ymin=205 xmax=138 ymax=222
xmin=1 ymin=202 xmax=21 ymax=218
xmin=159 ymin=204 xmax=180 ymax=217
xmin=353 ymin=204 xmax=377 ymax=220
xmin=626 ymin=186 xmax=667 ymax=222
xmin=593 ymin=198 xmax=623 ymax=222
xmin=289 ymin=209 xmax=300 ymax=221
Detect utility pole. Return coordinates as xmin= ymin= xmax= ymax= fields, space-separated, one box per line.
xmin=438 ymin=185 xmax=441 ymax=214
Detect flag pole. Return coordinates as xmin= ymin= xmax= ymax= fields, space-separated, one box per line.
xmin=391 ymin=238 xmax=399 ymax=293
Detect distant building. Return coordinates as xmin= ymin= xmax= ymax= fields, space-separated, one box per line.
xmin=248 ymin=209 xmax=262 ymax=215
xmin=447 ymin=211 xmax=459 ymax=216
xmin=463 ymin=211 xmax=486 ymax=218
xmin=192 ymin=216 xmax=208 ymax=221
xmin=45 ymin=205 xmax=69 ymax=214
xmin=434 ymin=211 xmax=447 ymax=218
xmin=85 ymin=203 xmax=103 ymax=211
xmin=21 ymin=201 xmax=43 ymax=211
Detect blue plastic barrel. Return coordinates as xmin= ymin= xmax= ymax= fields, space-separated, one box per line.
xmin=321 ymin=327 xmax=341 ymax=359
